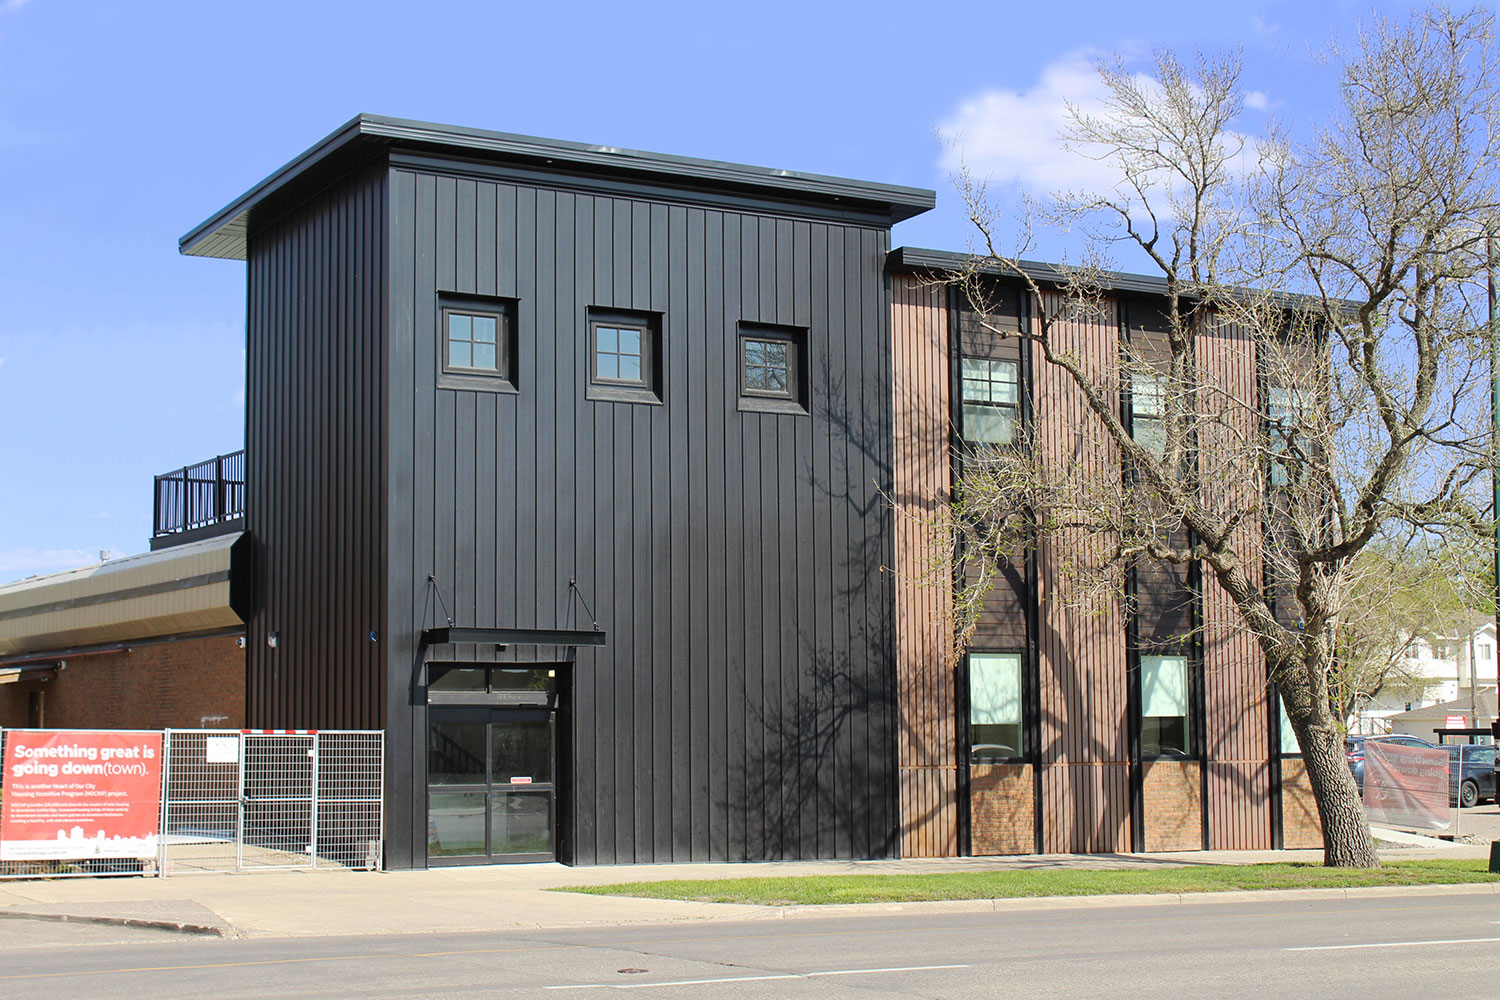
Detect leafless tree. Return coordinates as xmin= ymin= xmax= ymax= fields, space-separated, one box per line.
xmin=940 ymin=7 xmax=1500 ymax=866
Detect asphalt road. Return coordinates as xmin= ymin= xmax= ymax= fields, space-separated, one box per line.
xmin=1 ymin=890 xmax=1497 ymax=999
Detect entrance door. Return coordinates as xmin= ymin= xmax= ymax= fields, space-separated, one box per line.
xmin=427 ymin=707 xmax=556 ymax=864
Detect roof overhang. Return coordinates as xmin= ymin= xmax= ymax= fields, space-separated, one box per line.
xmin=182 ymin=115 xmax=936 ymax=261
xmin=420 ymin=626 xmax=608 ymax=648
xmin=0 ymin=533 xmax=245 ymax=657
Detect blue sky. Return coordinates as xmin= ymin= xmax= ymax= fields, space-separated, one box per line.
xmin=0 ymin=0 xmax=1472 ymax=581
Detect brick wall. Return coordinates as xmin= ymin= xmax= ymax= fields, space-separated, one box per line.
xmin=1279 ymin=759 xmax=1324 ymax=849
xmin=0 ymin=634 xmax=245 ymax=731
xmin=971 ymin=763 xmax=1035 ymax=855
xmin=1142 ymin=760 xmax=1203 ymax=852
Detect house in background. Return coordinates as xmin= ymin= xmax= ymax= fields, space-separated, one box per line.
xmin=4 ymin=114 xmax=1332 ymax=865
xmin=1351 ymin=617 xmax=1497 ymax=735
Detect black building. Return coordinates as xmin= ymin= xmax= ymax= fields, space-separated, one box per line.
xmin=181 ymin=115 xmax=936 ymax=868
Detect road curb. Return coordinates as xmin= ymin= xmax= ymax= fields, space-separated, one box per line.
xmin=0 ymin=908 xmax=233 ymax=937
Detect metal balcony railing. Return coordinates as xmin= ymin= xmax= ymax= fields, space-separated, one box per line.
xmin=153 ymin=450 xmax=246 ymax=537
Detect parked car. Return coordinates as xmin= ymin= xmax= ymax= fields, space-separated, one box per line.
xmin=1445 ymin=743 xmax=1497 ymax=808
xmin=1346 ymin=734 xmax=1438 ymax=792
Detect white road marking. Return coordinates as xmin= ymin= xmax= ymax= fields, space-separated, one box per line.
xmin=544 ymin=963 xmax=969 ymax=990
xmin=1288 ymin=936 xmax=1500 ymax=952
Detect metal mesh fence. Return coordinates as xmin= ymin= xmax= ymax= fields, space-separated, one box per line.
xmin=1 ymin=728 xmax=382 ymax=878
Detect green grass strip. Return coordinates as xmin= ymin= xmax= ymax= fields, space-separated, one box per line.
xmin=553 ymin=860 xmax=1500 ymax=905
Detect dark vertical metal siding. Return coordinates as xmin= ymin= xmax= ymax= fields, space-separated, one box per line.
xmin=383 ymin=166 xmax=897 ymax=866
xmin=244 ymin=164 xmax=388 ymax=732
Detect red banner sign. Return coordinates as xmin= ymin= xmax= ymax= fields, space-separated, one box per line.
xmin=1362 ymin=740 xmax=1450 ymax=831
xmin=1 ymin=731 xmax=164 ymax=860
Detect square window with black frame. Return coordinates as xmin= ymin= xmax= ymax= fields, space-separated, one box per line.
xmin=1141 ymin=654 xmax=1190 ymax=757
xmin=960 ymin=358 xmax=1019 ymax=445
xmin=439 ymin=295 xmax=518 ymax=392
xmin=970 ymin=651 xmax=1025 ymax=760
xmin=587 ymin=309 xmax=661 ymax=403
xmin=738 ymin=323 xmax=808 ymax=414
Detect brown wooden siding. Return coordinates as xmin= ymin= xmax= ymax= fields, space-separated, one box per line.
xmin=245 ymin=164 xmax=388 ymax=732
xmin=890 ymin=272 xmax=957 ymax=857
xmin=1197 ymin=317 xmax=1273 ymax=849
xmin=1034 ymin=292 xmax=1132 ymax=853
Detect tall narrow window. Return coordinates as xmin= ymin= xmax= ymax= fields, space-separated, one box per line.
xmin=1278 ymin=699 xmax=1302 ymax=756
xmin=1267 ymin=386 xmax=1304 ymax=487
xmin=1130 ymin=373 xmax=1167 ymax=459
xmin=961 ymin=358 xmax=1019 ymax=445
xmin=970 ymin=652 xmax=1025 ymax=759
xmin=1140 ymin=654 xmax=1190 ymax=757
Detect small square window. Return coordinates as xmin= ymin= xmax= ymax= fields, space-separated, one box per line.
xmin=438 ymin=295 xmax=517 ymax=393
xmin=587 ymin=309 xmax=661 ymax=404
xmin=738 ymin=324 xmax=809 ymax=414
xmin=961 ymin=358 xmax=1019 ymax=445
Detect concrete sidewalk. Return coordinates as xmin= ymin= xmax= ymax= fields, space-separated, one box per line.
xmin=0 ymin=845 xmax=1492 ymax=940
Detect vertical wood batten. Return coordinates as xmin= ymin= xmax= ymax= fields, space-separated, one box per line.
xmin=1197 ymin=317 xmax=1273 ymax=850
xmin=1035 ymin=292 xmax=1131 ymax=854
xmin=890 ymin=273 xmax=957 ymax=857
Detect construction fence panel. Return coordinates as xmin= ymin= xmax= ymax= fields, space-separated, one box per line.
xmin=0 ymin=728 xmax=383 ymax=878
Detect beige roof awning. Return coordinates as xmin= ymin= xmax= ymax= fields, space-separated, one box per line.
xmin=0 ymin=534 xmax=244 ymax=657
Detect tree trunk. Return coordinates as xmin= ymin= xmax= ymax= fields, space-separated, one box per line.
xmin=1299 ymin=725 xmax=1380 ymax=867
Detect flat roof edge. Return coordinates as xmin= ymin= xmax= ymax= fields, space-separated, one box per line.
xmin=181 ymin=115 xmax=936 ymax=261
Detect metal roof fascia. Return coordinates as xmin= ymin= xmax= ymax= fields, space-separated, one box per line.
xmin=181 ymin=115 xmax=937 ymax=261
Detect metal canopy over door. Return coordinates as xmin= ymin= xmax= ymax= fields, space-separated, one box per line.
xmin=427 ymin=705 xmax=557 ymax=864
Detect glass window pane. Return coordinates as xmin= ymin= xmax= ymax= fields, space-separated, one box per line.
xmin=596 ymin=326 xmax=618 ymax=353
xmin=962 ymin=377 xmax=990 ymax=403
xmin=490 ymin=668 xmax=556 ymax=693
xmin=961 ymin=358 xmax=988 ymax=381
xmin=963 ymin=403 xmax=1014 ymax=445
xmin=1134 ymin=416 xmax=1166 ymax=458
xmin=1132 ymin=375 xmax=1165 ymax=417
xmin=490 ymin=792 xmax=551 ymax=855
xmin=428 ymin=721 xmax=486 ymax=784
xmin=472 ymin=315 xmax=497 ymax=343
xmin=1279 ymin=700 xmax=1302 ymax=755
xmin=618 ymin=354 xmax=641 ymax=382
xmin=448 ymin=342 xmax=472 ymax=369
xmin=429 ymin=667 xmax=485 ymax=692
xmin=427 ymin=791 xmax=486 ymax=857
xmin=597 ymin=353 xmax=618 ymax=380
xmin=1141 ymin=655 xmax=1188 ymax=718
xmin=971 ymin=653 xmax=1022 ymax=726
xmin=618 ymin=327 xmax=641 ymax=355
xmin=472 ymin=343 xmax=497 ymax=371
xmin=448 ymin=313 xmax=472 ymax=343
xmin=490 ymin=719 xmax=551 ymax=784
xmin=744 ymin=341 xmax=766 ymax=365
xmin=1142 ymin=715 xmax=1188 ymax=757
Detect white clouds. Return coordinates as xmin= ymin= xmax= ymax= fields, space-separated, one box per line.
xmin=2 ymin=0 xmax=30 ymax=12
xmin=937 ymin=50 xmax=1263 ymax=209
xmin=0 ymin=547 xmax=97 ymax=579
xmin=937 ymin=50 xmax=1126 ymax=200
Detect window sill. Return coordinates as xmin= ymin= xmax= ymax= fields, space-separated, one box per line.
xmin=438 ymin=371 xmax=519 ymax=394
xmin=738 ymin=394 xmax=807 ymax=415
xmin=587 ymin=382 xmax=662 ymax=405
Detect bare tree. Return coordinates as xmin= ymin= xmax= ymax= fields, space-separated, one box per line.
xmin=942 ymin=7 xmax=1500 ymax=866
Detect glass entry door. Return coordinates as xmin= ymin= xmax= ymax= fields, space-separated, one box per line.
xmin=427 ymin=707 xmax=555 ymax=864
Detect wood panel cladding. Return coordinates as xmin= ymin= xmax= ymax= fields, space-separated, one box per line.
xmin=890 ymin=273 xmax=957 ymax=856
xmin=971 ymin=763 xmax=1035 ymax=855
xmin=1034 ymin=291 xmax=1132 ymax=853
xmin=1197 ymin=317 xmax=1273 ymax=849
xmin=1142 ymin=760 xmax=1203 ymax=851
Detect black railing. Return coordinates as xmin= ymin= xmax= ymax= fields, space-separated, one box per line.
xmin=153 ymin=450 xmax=246 ymax=537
